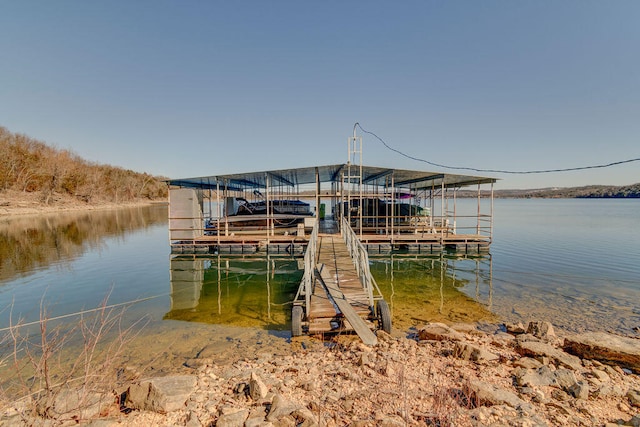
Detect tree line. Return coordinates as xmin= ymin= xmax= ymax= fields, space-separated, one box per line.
xmin=0 ymin=126 xmax=167 ymax=204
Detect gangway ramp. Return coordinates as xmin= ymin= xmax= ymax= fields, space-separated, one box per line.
xmin=292 ymin=220 xmax=391 ymax=344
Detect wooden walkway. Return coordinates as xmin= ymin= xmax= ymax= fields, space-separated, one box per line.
xmin=306 ymin=233 xmax=376 ymax=342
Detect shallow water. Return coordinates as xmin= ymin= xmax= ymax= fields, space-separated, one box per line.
xmin=0 ymin=200 xmax=638 ymax=375
xmin=370 ymin=254 xmax=498 ymax=331
xmin=164 ymin=256 xmax=302 ymax=330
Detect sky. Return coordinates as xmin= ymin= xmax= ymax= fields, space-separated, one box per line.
xmin=1 ymin=1 xmax=639 ymax=189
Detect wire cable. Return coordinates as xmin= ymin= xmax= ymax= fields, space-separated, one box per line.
xmin=0 ymin=293 xmax=169 ymax=332
xmin=354 ymin=122 xmax=640 ymax=174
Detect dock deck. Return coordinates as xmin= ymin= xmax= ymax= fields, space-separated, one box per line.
xmin=170 ymin=222 xmax=490 ymax=255
xmin=170 ymin=234 xmax=310 ymax=255
xmin=306 ymin=234 xmax=376 ymax=337
xmin=358 ymin=231 xmax=491 ymax=254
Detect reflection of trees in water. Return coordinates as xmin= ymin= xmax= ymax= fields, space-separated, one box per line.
xmin=370 ymin=254 xmax=496 ymax=328
xmin=0 ymin=206 xmax=167 ymax=282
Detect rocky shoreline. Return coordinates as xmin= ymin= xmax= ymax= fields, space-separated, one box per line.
xmin=3 ymin=320 xmax=639 ymax=426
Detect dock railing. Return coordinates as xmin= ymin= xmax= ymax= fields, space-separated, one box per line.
xmin=295 ymin=219 xmax=319 ymax=310
xmin=341 ymin=217 xmax=382 ymax=309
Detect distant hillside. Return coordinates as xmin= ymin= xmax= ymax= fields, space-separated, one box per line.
xmin=0 ymin=126 xmax=167 ymax=205
xmin=459 ymin=183 xmax=640 ymax=199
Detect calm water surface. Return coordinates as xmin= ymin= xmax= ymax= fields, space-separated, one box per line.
xmin=0 ymin=199 xmax=638 ymax=366
xmin=490 ymin=198 xmax=640 ymax=334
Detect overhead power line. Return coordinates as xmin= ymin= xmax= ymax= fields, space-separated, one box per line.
xmin=354 ymin=123 xmax=640 ymax=175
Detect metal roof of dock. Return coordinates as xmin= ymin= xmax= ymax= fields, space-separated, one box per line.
xmin=168 ymin=164 xmax=496 ymax=191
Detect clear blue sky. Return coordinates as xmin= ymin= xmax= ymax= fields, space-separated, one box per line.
xmin=1 ymin=1 xmax=639 ymax=189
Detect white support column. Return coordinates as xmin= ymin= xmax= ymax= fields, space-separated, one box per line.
xmin=224 ymin=179 xmax=229 ymax=237
xmin=315 ymin=167 xmax=320 ymax=221
xmin=342 ymin=170 xmax=347 ymax=232
xmin=216 ymin=181 xmax=220 ymax=247
xmin=477 ymin=183 xmax=481 ymax=235
xmin=453 ymin=186 xmax=457 ymax=235
xmin=348 ymin=126 xmax=363 ymax=238
xmin=391 ymin=173 xmax=395 ymax=237
xmin=490 ymin=182 xmax=494 ymax=243
xmin=266 ymin=173 xmax=272 ymax=237
xmin=440 ymin=181 xmax=445 ymax=237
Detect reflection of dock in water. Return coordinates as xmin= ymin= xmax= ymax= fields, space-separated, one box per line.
xmin=165 ymin=255 xmax=302 ymax=330
xmin=371 ymin=253 xmax=496 ymax=330
xmin=167 ymin=251 xmax=496 ymax=334
xmin=169 ymin=258 xmax=204 ymax=311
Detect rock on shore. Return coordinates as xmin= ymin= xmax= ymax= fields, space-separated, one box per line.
xmin=564 ymin=332 xmax=640 ymax=374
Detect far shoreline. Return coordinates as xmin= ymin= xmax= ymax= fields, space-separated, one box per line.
xmin=0 ymin=190 xmax=167 ymax=219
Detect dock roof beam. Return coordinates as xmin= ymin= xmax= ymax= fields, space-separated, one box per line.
xmin=267 ymin=172 xmax=296 ymax=187
xmin=362 ymin=169 xmax=394 ymax=184
xmin=394 ymin=173 xmax=445 ymax=187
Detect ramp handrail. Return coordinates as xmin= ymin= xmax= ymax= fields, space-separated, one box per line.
xmin=341 ymin=218 xmax=382 ymax=308
xmin=295 ymin=219 xmax=319 ymax=310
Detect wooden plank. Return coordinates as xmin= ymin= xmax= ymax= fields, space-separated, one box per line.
xmin=317 ymin=267 xmax=377 ymax=346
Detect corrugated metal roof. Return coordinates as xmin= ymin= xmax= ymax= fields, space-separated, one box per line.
xmin=167 ymin=164 xmax=497 ymax=190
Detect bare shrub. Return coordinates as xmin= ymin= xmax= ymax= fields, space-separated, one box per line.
xmin=412 ymin=364 xmax=479 ymax=426
xmin=0 ymin=292 xmax=148 ymax=424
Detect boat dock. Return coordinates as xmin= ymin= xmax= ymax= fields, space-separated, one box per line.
xmin=166 ymin=164 xmax=496 ymax=256
xmin=165 ymin=131 xmax=497 ymax=339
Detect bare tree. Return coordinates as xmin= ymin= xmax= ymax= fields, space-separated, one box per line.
xmin=0 ymin=127 xmax=167 ymax=204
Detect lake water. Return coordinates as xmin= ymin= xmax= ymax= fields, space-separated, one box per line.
xmin=0 ymin=200 xmax=638 ymax=371
xmin=492 ymin=199 xmax=639 ymax=335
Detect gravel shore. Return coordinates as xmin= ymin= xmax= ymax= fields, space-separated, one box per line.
xmin=4 ymin=321 xmax=639 ymax=426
